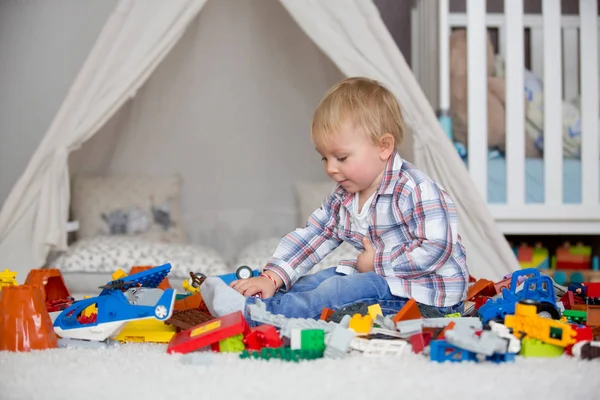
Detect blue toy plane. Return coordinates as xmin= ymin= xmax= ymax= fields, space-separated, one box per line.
xmin=53 ymin=264 xmax=176 ymax=342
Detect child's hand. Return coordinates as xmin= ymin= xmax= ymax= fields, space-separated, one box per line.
xmin=230 ymin=273 xmax=279 ymax=298
xmin=357 ymin=236 xmax=375 ymax=273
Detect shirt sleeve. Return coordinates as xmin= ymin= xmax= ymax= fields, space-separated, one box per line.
xmin=383 ymin=180 xmax=457 ymax=279
xmin=264 ymin=191 xmax=343 ymax=290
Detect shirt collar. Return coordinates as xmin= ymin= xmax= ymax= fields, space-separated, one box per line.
xmin=334 ymin=150 xmax=403 ymax=207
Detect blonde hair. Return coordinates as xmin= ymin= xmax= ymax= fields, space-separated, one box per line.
xmin=311 ymin=77 xmax=404 ymax=147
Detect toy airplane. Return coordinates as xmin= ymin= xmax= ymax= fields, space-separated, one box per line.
xmin=53 ymin=264 xmax=176 ymax=342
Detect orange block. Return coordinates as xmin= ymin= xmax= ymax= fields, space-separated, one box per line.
xmin=174 ymin=292 xmax=210 ymax=314
xmin=320 ymin=308 xmax=335 ymax=321
xmin=24 ymin=268 xmax=70 ymax=302
xmin=392 ymin=299 xmax=422 ymax=324
xmin=437 ymin=321 xmax=456 ymax=340
xmin=0 ymin=285 xmax=58 ymax=351
xmin=467 ymin=279 xmax=497 ymax=301
xmin=129 ymin=266 xmax=171 ymax=290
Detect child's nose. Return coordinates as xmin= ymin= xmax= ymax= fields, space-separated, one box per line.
xmin=326 ymin=163 xmax=338 ymax=175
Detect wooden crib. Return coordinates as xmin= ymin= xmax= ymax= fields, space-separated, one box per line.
xmin=433 ymin=0 xmax=600 ymax=235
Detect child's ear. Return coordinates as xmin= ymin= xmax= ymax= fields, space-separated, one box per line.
xmin=378 ymin=133 xmax=395 ymax=160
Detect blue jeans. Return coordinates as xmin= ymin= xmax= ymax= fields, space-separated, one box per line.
xmin=244 ymin=267 xmax=463 ymax=324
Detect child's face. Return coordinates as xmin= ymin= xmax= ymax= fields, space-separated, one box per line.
xmin=315 ymin=119 xmax=390 ymax=197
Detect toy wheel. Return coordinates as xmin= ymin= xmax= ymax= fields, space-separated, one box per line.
xmin=155 ymin=305 xmax=168 ymax=319
xmin=536 ymin=302 xmax=560 ymax=320
xmin=236 ymin=265 xmax=254 ymax=280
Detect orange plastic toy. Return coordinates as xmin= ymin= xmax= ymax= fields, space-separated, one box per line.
xmin=0 ymin=285 xmax=58 ymax=351
xmin=129 ymin=266 xmax=172 ymax=290
xmin=24 ymin=268 xmax=70 ymax=303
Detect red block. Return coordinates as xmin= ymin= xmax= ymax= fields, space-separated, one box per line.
xmin=166 ymin=311 xmax=250 ymax=354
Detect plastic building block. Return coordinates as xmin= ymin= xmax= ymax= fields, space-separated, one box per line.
xmin=290 ymin=329 xmax=325 ymax=352
xmin=240 ymin=347 xmax=323 ymax=362
xmin=517 ymin=244 xmax=549 ymax=270
xmin=374 ymin=314 xmax=397 ymax=331
xmin=520 ymin=338 xmax=564 ymax=357
xmin=488 ymin=321 xmax=521 ymax=353
xmin=563 ymin=309 xmax=587 ymax=324
xmin=129 ymin=266 xmax=172 ymax=290
xmin=246 ymin=299 xmax=342 ymax=338
xmin=243 ymin=324 xmax=283 ymax=351
xmin=166 ymin=311 xmax=251 ymax=354
xmin=319 ymin=308 xmax=335 ymax=321
xmin=437 ymin=321 xmax=456 ymax=340
xmin=328 ymin=302 xmax=369 ymax=323
xmin=396 ymin=317 xmax=482 ymax=333
xmin=0 ymin=269 xmax=18 ymax=291
xmin=99 ymin=264 xmax=172 ymax=296
xmin=429 ymin=340 xmax=478 ymax=363
xmin=587 ymin=282 xmax=600 ymax=299
xmin=218 ymin=333 xmax=245 ymax=352
xmin=395 ymin=319 xmax=424 ymax=338
xmin=392 ymin=299 xmax=422 ymax=324
xmin=0 ymin=285 xmax=58 ymax=351
xmin=504 ymin=302 xmax=576 ymax=347
xmin=173 ymin=292 xmax=210 ymax=314
xmin=368 ymin=304 xmax=383 ymax=320
xmin=349 ymin=314 xmax=373 ymax=334
xmin=323 ymin=325 xmax=356 ymax=359
xmin=24 ymin=268 xmax=71 ymax=311
xmin=410 ymin=332 xmax=432 ymax=354
xmin=445 ymin=312 xmax=461 ymax=318
xmin=444 ymin=324 xmax=509 ymax=356
xmin=467 ymin=279 xmax=497 ymax=301
xmin=572 ymin=340 xmax=600 ymax=360
xmin=587 ymin=305 xmax=600 ymax=327
xmin=113 ymin=318 xmax=177 ymax=343
xmin=54 ymin=287 xmax=176 ymax=341
xmin=112 ymin=269 xmax=127 ymax=281
xmin=494 ymin=276 xmax=512 ymax=294
xmin=166 ymin=309 xmax=214 ymax=331
xmin=350 ymin=338 xmax=409 ymax=356
xmin=478 ymin=268 xmax=559 ymax=324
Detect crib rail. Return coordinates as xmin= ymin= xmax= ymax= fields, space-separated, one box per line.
xmin=440 ymin=0 xmax=600 ymax=234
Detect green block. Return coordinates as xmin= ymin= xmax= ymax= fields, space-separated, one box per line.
xmin=563 ymin=309 xmax=587 ymax=324
xmin=300 ymin=329 xmax=326 ymax=352
xmin=445 ymin=312 xmax=461 ymax=318
xmin=569 ymin=245 xmax=591 ymax=256
xmin=520 ymin=338 xmax=564 ymax=358
xmin=219 ymin=334 xmax=245 ymax=353
xmin=239 ymin=348 xmax=324 ymax=362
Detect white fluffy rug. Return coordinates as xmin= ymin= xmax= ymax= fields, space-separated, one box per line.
xmin=1 ymin=343 xmax=599 ymax=400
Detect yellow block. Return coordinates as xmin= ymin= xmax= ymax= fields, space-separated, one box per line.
xmin=113 ymin=318 xmax=177 ymax=343
xmin=0 ymin=269 xmax=18 ymax=290
xmin=111 ymin=268 xmax=127 ymax=281
xmin=349 ymin=314 xmax=373 ymax=334
xmin=368 ymin=304 xmax=383 ymax=320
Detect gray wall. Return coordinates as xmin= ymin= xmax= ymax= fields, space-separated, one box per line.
xmin=0 ymin=0 xmax=118 ymax=208
xmin=0 ymin=0 xmax=411 ymax=209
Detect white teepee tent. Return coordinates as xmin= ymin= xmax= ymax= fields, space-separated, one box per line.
xmin=0 ymin=0 xmax=519 ymax=283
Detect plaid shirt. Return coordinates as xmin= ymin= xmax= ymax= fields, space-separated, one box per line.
xmin=265 ymin=151 xmax=469 ymax=307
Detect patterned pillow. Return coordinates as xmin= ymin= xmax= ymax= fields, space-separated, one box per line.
xmin=71 ymin=175 xmax=187 ymax=243
xmin=50 ymin=236 xmax=230 ymax=279
xmin=235 ymin=237 xmax=359 ymax=275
